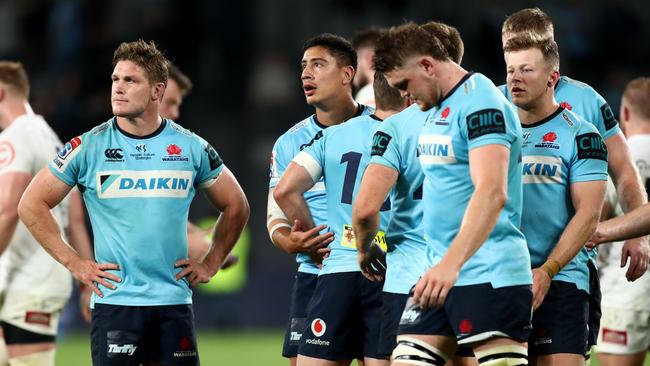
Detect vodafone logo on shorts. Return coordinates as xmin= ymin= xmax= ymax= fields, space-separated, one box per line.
xmin=0 ymin=141 xmax=15 ymax=168
xmin=311 ymin=318 xmax=326 ymax=337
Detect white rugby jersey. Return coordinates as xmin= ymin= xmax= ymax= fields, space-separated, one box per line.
xmin=0 ymin=114 xmax=72 ymax=298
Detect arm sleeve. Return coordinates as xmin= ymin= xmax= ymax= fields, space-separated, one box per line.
xmin=369 ymin=118 xmax=400 ymax=172
xmin=590 ymin=87 xmax=621 ymax=140
xmin=570 ymin=123 xmax=609 ymax=183
xmin=460 ymin=93 xmax=516 ymax=150
xmin=193 ymin=134 xmax=224 ymax=188
xmin=48 ymin=135 xmax=84 ymax=186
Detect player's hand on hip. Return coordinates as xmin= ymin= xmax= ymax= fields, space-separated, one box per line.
xmin=585 ymin=225 xmax=605 ymax=249
xmin=69 ymin=258 xmax=121 ymax=298
xmin=531 ymin=268 xmax=552 ymax=310
xmin=289 ymin=220 xmax=334 ymax=254
xmin=413 ymin=261 xmax=459 ymax=309
xmin=358 ymin=242 xmax=386 ymax=282
xmin=621 ymin=237 xmax=650 ymax=281
xmin=175 ymin=258 xmax=216 ymax=286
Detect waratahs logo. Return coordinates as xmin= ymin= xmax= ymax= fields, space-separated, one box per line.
xmin=163 ymin=144 xmax=188 ymax=162
xmin=167 ymin=144 xmax=182 ymax=155
xmin=542 ymin=132 xmax=557 ymax=143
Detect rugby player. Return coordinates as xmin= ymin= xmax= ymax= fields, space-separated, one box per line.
xmin=266 ymin=33 xmax=371 ymax=366
xmin=18 ymin=40 xmax=249 ymax=366
xmin=0 ymin=61 xmax=94 ymax=366
xmin=375 ymin=23 xmax=532 ymax=366
xmin=352 ymin=21 xmax=473 ymax=366
xmin=274 ymin=72 xmax=403 ymax=366
xmin=352 ymin=27 xmax=383 ymax=109
xmin=505 ymin=36 xmax=607 ymax=365
xmin=591 ymin=77 xmax=650 ymax=366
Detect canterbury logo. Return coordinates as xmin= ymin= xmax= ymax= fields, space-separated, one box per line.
xmin=105 ymin=149 xmax=124 ymax=159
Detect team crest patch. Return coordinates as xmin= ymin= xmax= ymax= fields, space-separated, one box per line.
xmin=0 ymin=141 xmax=15 ymax=168
xmin=534 ymin=131 xmax=560 ymax=150
xmin=466 ymin=109 xmax=506 ymax=140
xmin=576 ymin=132 xmax=607 ymax=161
xmin=600 ymin=103 xmax=618 ymax=130
xmin=371 ymin=131 xmax=392 ymax=156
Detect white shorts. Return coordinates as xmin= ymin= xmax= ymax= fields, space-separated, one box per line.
xmin=596 ymin=305 xmax=650 ymax=354
xmin=0 ymin=291 xmax=68 ymax=336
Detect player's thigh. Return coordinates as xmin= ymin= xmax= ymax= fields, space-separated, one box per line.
xmin=157 ymin=304 xmax=199 ymax=366
xmin=596 ymin=351 xmax=647 ymax=366
xmin=357 ymin=275 xmax=385 ymax=360
xmin=296 ymin=354 xmax=351 ymax=366
xmin=91 ymin=304 xmax=151 ymax=366
xmin=534 ymin=353 xmax=586 ymax=366
xmin=597 ymin=306 xmax=650 ymax=355
xmin=0 ymin=292 xmax=67 ymax=340
xmin=529 ymin=281 xmax=588 ymax=357
xmin=284 ymin=272 xmax=318 ymax=358
xmin=377 ymin=292 xmax=408 ymax=358
xmin=298 ymin=273 xmax=365 ymax=361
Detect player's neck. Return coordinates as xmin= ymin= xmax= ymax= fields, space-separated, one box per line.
xmin=0 ymin=100 xmax=29 ymax=130
xmin=436 ymin=62 xmax=468 ymax=99
xmin=115 ymin=110 xmax=163 ymax=137
xmin=314 ymin=95 xmax=358 ymax=126
xmin=374 ymin=108 xmax=399 ymax=121
xmin=518 ymin=95 xmax=559 ymax=126
xmin=626 ymin=119 xmax=650 ymax=137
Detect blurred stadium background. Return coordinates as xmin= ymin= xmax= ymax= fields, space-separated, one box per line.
xmin=1 ymin=0 xmax=649 ymax=364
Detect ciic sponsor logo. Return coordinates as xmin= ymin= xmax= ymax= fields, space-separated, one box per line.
xmin=105 ymin=148 xmax=124 ymax=162
xmin=311 ymin=318 xmax=326 ymax=337
xmin=96 ymin=170 xmax=193 ymax=198
xmin=108 ymin=344 xmax=137 ymax=356
xmin=534 ymin=131 xmax=560 ymax=150
xmin=163 ymin=144 xmax=189 ymax=162
xmin=522 ymin=156 xmax=563 ymax=184
xmin=173 ymin=336 xmax=197 ymax=358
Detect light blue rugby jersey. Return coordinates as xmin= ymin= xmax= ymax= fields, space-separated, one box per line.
xmin=520 ymin=107 xmax=608 ymax=292
xmin=299 ymin=114 xmax=391 ymax=275
xmin=369 ymin=104 xmax=429 ymax=294
xmin=418 ymin=72 xmax=532 ymax=288
xmin=269 ymin=105 xmax=370 ymax=274
xmin=500 ymin=75 xmax=618 ymax=262
xmin=499 ymin=75 xmax=621 ymax=140
xmin=49 ymin=118 xmax=224 ymax=307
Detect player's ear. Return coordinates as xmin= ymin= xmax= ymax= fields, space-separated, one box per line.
xmin=417 ymin=57 xmax=435 ymax=76
xmin=0 ymin=86 xmax=5 ymax=102
xmin=342 ymin=65 xmax=355 ymax=86
xmin=622 ymin=105 xmax=630 ymax=122
xmin=548 ymin=70 xmax=560 ymax=88
xmin=152 ymin=82 xmax=165 ymax=101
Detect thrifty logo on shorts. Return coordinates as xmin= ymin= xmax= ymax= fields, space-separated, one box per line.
xmin=108 ymin=344 xmax=137 ymax=356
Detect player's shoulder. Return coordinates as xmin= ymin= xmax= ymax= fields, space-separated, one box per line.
xmin=87 ymin=118 xmax=114 ymax=139
xmin=167 ymin=120 xmax=194 ymax=138
xmin=556 ymin=76 xmax=600 ymax=97
xmin=381 ymin=104 xmax=423 ymax=131
xmin=460 ymin=73 xmax=507 ymax=103
xmin=274 ymin=114 xmax=318 ymax=145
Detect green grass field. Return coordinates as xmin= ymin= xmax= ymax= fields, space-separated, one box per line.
xmin=56 ymin=330 xmax=650 ymax=365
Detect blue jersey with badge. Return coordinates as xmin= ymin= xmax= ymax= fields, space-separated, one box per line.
xmin=300 ymin=114 xmax=391 ymax=275
xmin=419 ymin=72 xmax=531 ymax=288
xmin=499 ymin=76 xmax=620 ymax=140
xmin=369 ymin=104 xmax=429 ymax=294
xmin=520 ymin=107 xmax=608 ymax=292
xmin=49 ymin=118 xmax=224 ymax=306
xmin=269 ymin=106 xmax=370 ymax=274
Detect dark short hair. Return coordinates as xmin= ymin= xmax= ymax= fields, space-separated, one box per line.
xmin=373 ymin=72 xmax=404 ymax=111
xmin=421 ymin=21 xmax=464 ymax=64
xmin=0 ymin=61 xmax=29 ymax=98
xmin=504 ymin=36 xmax=559 ymax=71
xmin=623 ymin=77 xmax=650 ymax=119
xmin=351 ymin=27 xmax=383 ymax=50
xmin=303 ymin=33 xmax=357 ymax=69
xmin=113 ymin=39 xmax=168 ymax=85
xmin=502 ymin=8 xmax=554 ymax=39
xmin=167 ymin=62 xmax=193 ymax=96
xmin=374 ymin=22 xmax=449 ymax=74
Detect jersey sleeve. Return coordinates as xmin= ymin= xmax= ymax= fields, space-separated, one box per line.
xmin=0 ymin=133 xmax=34 ymax=175
xmin=48 ymin=135 xmax=84 ymax=186
xmin=369 ymin=118 xmax=400 ymax=172
xmin=269 ymin=135 xmax=291 ymax=188
xmin=193 ymin=134 xmax=224 ymax=188
xmin=460 ymin=92 xmax=517 ymax=151
xmin=298 ymin=129 xmax=326 ymax=172
xmin=569 ymin=123 xmax=609 ymax=183
xmin=588 ymin=87 xmax=621 ymax=140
